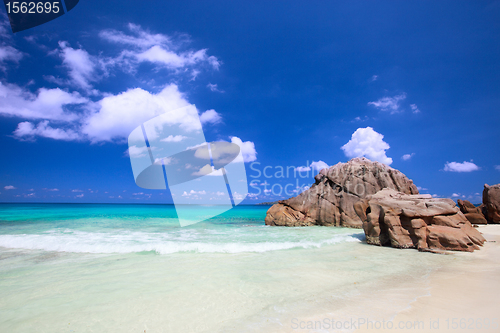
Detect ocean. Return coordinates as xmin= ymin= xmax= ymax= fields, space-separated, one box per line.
xmin=0 ymin=203 xmax=456 ymax=332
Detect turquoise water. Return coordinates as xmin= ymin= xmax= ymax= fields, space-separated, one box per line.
xmin=0 ymin=203 xmax=454 ymax=332
xmin=0 ymin=204 xmax=361 ymax=253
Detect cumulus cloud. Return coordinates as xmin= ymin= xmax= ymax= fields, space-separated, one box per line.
xmin=311 ymin=160 xmax=329 ymax=171
xmin=495 ymin=165 xmax=500 ymax=171
xmin=402 ymin=153 xmax=415 ymax=161
xmin=230 ymin=136 xmax=257 ymax=162
xmin=444 ymin=161 xmax=479 ymax=172
xmin=297 ymin=161 xmax=329 ymax=172
xmin=182 ymin=189 xmax=207 ymax=196
xmin=2 ymin=22 xmax=240 ymax=149
xmin=368 ymin=93 xmax=407 ymax=114
xmin=0 ymin=82 xmax=87 ymax=121
xmin=81 ymin=84 xmax=197 ymax=142
xmin=200 ymin=109 xmax=222 ymax=125
xmin=9 ymin=84 xmax=223 ymax=142
xmin=370 ymin=75 xmax=378 ymax=81
xmin=161 ymin=135 xmax=187 ymax=142
xmin=14 ymin=121 xmax=80 ymax=141
xmin=341 ymin=127 xmax=393 ymax=165
xmin=4 ymin=185 xmax=16 ymax=190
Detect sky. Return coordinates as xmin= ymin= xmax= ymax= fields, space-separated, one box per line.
xmin=0 ymin=0 xmax=499 ymax=204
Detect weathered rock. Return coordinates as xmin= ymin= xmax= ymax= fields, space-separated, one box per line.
xmin=355 ymin=189 xmax=486 ymax=252
xmin=265 ymin=157 xmax=419 ymax=228
xmin=483 ymin=184 xmax=500 ymax=223
xmin=457 ymin=199 xmax=488 ymax=224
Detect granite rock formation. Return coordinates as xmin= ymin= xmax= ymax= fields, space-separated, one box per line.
xmin=265 ymin=158 xmax=419 ymax=228
xmin=483 ymin=184 xmax=500 ymax=223
xmin=457 ymin=199 xmax=488 ymax=225
xmin=354 ymin=189 xmax=486 ymax=252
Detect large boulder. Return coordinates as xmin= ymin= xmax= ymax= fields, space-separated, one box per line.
xmin=355 ymin=189 xmax=486 ymax=252
xmin=264 ymin=157 xmax=419 ymax=228
xmin=457 ymin=199 xmax=488 ymax=225
xmin=483 ymin=184 xmax=500 ymax=223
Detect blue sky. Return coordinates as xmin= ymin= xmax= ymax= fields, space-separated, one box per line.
xmin=0 ymin=1 xmax=499 ymax=204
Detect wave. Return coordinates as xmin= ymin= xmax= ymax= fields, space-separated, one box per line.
xmin=0 ymin=230 xmax=362 ymax=254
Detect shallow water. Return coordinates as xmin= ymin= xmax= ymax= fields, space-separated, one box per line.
xmin=0 ymin=203 xmax=456 ymax=332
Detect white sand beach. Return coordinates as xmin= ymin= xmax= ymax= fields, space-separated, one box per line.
xmin=277 ymin=225 xmax=500 ymax=333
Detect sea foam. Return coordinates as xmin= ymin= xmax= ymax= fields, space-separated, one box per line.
xmin=0 ymin=229 xmax=362 ymax=254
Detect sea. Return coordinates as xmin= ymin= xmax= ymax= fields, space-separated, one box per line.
xmin=0 ymin=203 xmax=458 ymax=332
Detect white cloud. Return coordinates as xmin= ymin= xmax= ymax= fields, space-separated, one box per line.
xmin=43 ymin=188 xmax=59 ymax=191
xmin=416 ymin=186 xmax=428 ymax=191
xmin=2 ymin=22 xmax=229 ymax=145
xmin=402 ymin=153 xmax=415 ymax=161
xmin=296 ymin=161 xmax=329 ymax=173
xmin=311 ymin=160 xmax=329 ymax=171
xmin=127 ymin=145 xmax=151 ymax=158
xmin=82 ymin=84 xmax=198 ymax=142
xmin=444 ymin=161 xmax=479 ymax=172
xmin=0 ymin=45 xmax=23 ymax=68
xmin=371 ymin=75 xmax=378 ymax=81
xmin=207 ymin=83 xmax=224 ymax=93
xmin=99 ymin=23 xmax=172 ymax=49
xmin=495 ymin=165 xmax=500 ymax=171
xmin=341 ymin=127 xmax=393 ymax=165
xmin=368 ymin=93 xmax=406 ymax=114
xmin=191 ymin=165 xmax=224 ymax=177
xmin=352 ymin=116 xmax=369 ymax=123
xmin=72 ymin=189 xmax=83 ymax=192
xmin=200 ymin=109 xmax=222 ymax=125
xmin=58 ymin=41 xmax=97 ymax=91
xmin=0 ymin=15 xmax=23 ymax=69
xmin=7 ymin=84 xmax=225 ymax=143
xmin=0 ymin=82 xmax=87 ymax=121
xmin=451 ymin=193 xmax=460 ymax=197
xmin=182 ymin=189 xmax=207 ymax=196
xmin=410 ymin=104 xmax=420 ymax=114
xmin=161 ymin=135 xmax=187 ymax=142
xmin=14 ymin=121 xmax=81 ymax=141
xmin=134 ymin=46 xmax=209 ymax=69
xmin=75 ymin=193 xmax=84 ymax=198
xmin=230 ymin=136 xmax=257 ymax=162
xmin=0 ymin=13 xmax=10 ymax=37
xmin=4 ymin=185 xmax=16 ymax=190
xmin=99 ymin=24 xmax=220 ymax=72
